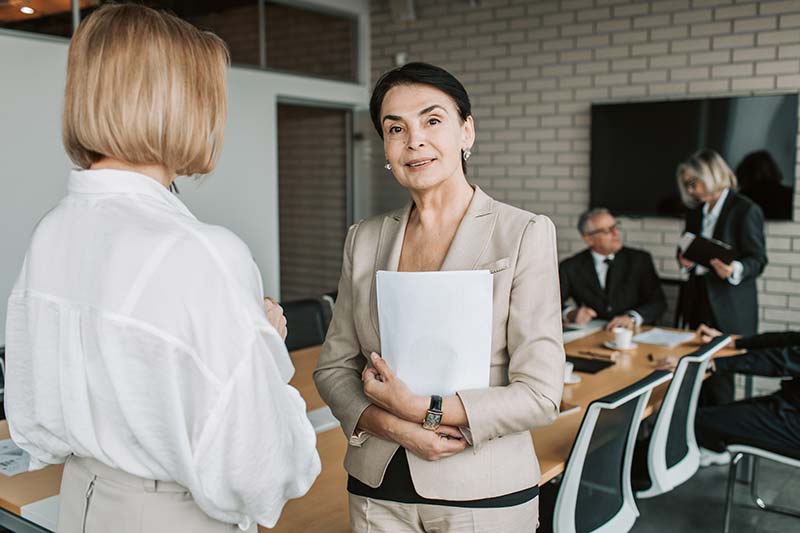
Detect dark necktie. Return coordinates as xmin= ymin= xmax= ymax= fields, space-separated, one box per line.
xmin=604 ymin=257 xmax=614 ymax=295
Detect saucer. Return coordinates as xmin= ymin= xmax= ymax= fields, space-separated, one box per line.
xmin=564 ymin=374 xmax=582 ymax=384
xmin=603 ymin=340 xmax=638 ymax=351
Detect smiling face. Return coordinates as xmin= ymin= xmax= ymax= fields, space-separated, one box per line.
xmin=380 ymin=83 xmax=474 ymax=192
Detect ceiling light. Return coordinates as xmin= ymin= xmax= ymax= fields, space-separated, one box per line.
xmin=20 ymin=6 xmax=35 ymax=15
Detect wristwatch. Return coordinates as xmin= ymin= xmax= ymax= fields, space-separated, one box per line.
xmin=422 ymin=395 xmax=443 ymax=431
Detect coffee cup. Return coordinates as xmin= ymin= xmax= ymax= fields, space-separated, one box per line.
xmin=564 ymin=361 xmax=575 ymax=383
xmin=613 ymin=326 xmax=633 ymax=349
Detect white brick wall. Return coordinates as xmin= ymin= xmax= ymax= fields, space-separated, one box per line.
xmin=370 ymin=0 xmax=800 ymax=332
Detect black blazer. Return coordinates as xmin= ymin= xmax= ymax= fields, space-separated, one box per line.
xmin=682 ymin=190 xmax=767 ymax=336
xmin=559 ymin=246 xmax=667 ymax=324
xmin=718 ymin=331 xmax=800 ymax=410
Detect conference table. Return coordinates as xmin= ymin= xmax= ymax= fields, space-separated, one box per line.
xmin=0 ymin=326 xmax=737 ymax=533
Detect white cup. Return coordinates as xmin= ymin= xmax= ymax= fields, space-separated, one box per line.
xmin=564 ymin=361 xmax=575 ymax=383
xmin=613 ymin=326 xmax=633 ymax=349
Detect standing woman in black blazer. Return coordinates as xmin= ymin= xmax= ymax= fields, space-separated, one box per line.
xmin=676 ymin=149 xmax=768 ymax=405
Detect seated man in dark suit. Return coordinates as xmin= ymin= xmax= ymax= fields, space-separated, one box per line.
xmin=693 ymin=324 xmax=800 ymax=463
xmin=560 ymin=208 xmax=666 ymax=330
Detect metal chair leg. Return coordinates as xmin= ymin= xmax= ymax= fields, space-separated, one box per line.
xmin=747 ymin=455 xmax=800 ymax=518
xmin=749 ymin=456 xmax=766 ymax=511
xmin=723 ymin=453 xmax=743 ymax=533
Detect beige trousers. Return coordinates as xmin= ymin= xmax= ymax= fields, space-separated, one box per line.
xmin=349 ymin=494 xmax=539 ymax=533
xmin=57 ymin=455 xmax=245 ymax=533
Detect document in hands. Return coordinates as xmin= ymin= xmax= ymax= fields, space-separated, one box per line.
xmin=376 ymin=270 xmax=492 ymax=397
xmin=678 ymin=232 xmax=735 ymax=268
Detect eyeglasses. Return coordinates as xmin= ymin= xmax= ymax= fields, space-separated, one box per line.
xmin=682 ymin=177 xmax=701 ymax=190
xmin=587 ymin=223 xmax=620 ymax=236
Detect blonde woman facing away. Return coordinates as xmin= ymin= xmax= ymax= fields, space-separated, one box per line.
xmin=5 ymin=5 xmax=319 ymax=532
xmin=313 ymin=63 xmax=565 ymax=532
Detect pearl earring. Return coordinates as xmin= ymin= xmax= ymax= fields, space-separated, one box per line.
xmin=463 ymin=148 xmax=472 ymax=161
xmin=385 ymin=161 xmax=392 ymax=170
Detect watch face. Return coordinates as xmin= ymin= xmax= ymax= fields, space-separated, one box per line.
xmin=424 ymin=412 xmax=442 ymax=428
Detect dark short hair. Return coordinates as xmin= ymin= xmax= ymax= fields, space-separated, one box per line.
xmin=369 ymin=62 xmax=472 ymax=173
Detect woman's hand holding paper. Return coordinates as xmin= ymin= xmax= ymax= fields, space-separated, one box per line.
xmin=362 ymin=352 xmax=423 ymax=422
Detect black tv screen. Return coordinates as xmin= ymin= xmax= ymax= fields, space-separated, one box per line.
xmin=590 ymin=93 xmax=798 ymax=220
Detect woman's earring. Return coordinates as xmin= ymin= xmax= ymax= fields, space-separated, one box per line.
xmin=463 ymin=148 xmax=472 ymax=161
xmin=384 ymin=161 xmax=392 ymax=170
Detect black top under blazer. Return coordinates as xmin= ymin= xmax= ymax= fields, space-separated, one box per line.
xmin=559 ymin=246 xmax=667 ymax=325
xmin=682 ymin=190 xmax=768 ymax=336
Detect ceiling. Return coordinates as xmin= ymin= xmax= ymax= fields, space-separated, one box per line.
xmin=0 ymin=0 xmax=97 ymax=23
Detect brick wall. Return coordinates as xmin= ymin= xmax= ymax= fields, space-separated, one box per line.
xmin=278 ymin=104 xmax=348 ymax=301
xmin=370 ymin=0 xmax=800 ymax=332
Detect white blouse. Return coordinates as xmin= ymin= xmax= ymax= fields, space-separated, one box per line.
xmin=5 ymin=169 xmax=320 ymax=530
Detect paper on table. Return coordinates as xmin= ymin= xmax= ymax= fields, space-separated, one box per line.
xmin=0 ymin=439 xmax=30 ymax=476
xmin=376 ymin=270 xmax=492 ymax=397
xmin=633 ymin=328 xmax=696 ymax=348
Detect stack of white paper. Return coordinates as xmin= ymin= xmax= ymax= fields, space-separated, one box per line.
xmin=633 ymin=328 xmax=696 ymax=348
xmin=0 ymin=439 xmax=29 ymax=476
xmin=376 ymin=270 xmax=492 ymax=396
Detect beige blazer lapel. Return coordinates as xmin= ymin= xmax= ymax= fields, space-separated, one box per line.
xmin=439 ymin=186 xmax=497 ymax=272
xmin=368 ymin=203 xmax=411 ymax=339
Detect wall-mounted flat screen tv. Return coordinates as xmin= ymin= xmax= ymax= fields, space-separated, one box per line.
xmin=590 ymin=93 xmax=798 ymax=220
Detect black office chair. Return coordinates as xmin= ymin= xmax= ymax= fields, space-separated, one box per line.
xmin=0 ymin=346 xmax=5 ymax=421
xmin=320 ymin=290 xmax=337 ymax=329
xmin=635 ymin=335 xmax=732 ymax=498
xmin=658 ymin=277 xmax=686 ymax=328
xmin=282 ymin=299 xmax=327 ymax=352
xmin=540 ymin=370 xmax=672 ymax=533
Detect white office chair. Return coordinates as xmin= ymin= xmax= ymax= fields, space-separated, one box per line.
xmin=552 ymin=370 xmax=672 ymax=533
xmin=723 ymin=445 xmax=800 ymax=533
xmin=637 ymin=335 xmax=732 ymax=498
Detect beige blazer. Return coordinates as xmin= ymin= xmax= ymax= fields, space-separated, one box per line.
xmin=313 ymin=186 xmax=565 ymax=501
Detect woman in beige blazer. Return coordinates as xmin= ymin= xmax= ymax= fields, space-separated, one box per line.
xmin=313 ymin=63 xmax=565 ymax=532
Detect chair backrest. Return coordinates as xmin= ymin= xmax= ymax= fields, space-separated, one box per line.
xmin=638 ymin=335 xmax=732 ymax=498
xmin=0 ymin=345 xmax=5 ymax=395
xmin=658 ymin=278 xmax=684 ymax=328
xmin=320 ymin=291 xmax=337 ymax=329
xmin=554 ymin=370 xmax=672 ymax=533
xmin=282 ymin=299 xmax=327 ymax=352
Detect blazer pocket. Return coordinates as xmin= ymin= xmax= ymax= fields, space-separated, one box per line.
xmin=478 ymin=257 xmax=511 ymax=274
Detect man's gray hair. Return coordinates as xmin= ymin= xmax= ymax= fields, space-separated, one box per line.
xmin=577 ymin=207 xmax=611 ymax=235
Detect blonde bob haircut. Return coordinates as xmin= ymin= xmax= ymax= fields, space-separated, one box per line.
xmin=63 ymin=3 xmax=229 ymax=176
xmin=676 ymin=148 xmax=738 ymax=208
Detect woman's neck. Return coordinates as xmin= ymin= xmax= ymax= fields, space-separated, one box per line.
xmin=89 ymin=158 xmax=175 ymax=189
xmin=408 ymin=177 xmax=474 ymax=229
xmin=706 ymin=189 xmax=725 ymax=210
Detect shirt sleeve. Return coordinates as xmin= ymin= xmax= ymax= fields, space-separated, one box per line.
xmin=727 ymin=260 xmax=744 ymax=286
xmin=192 ymin=327 xmax=321 ymax=529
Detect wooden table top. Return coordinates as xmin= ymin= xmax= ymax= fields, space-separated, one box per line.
xmin=0 ymin=421 xmax=63 ymax=515
xmin=533 ymin=327 xmax=736 ymax=482
xmin=1 ymin=328 xmax=737 ymax=531
xmin=289 ymin=345 xmax=326 ymax=413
